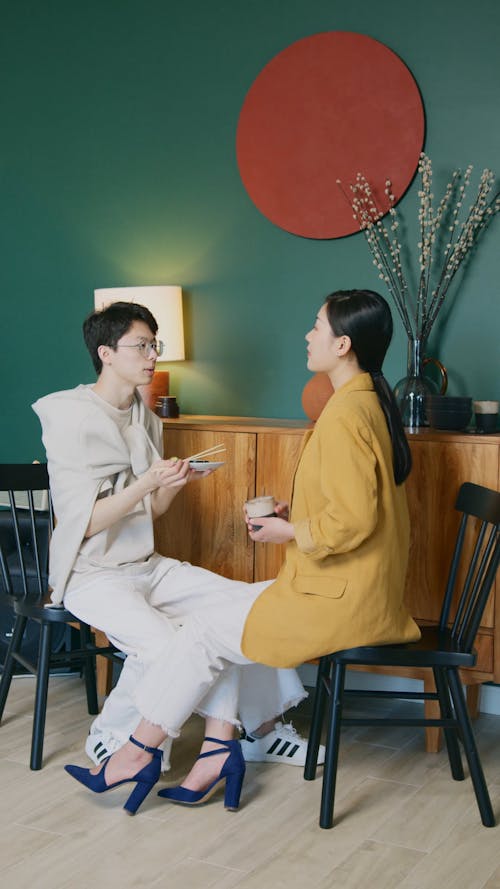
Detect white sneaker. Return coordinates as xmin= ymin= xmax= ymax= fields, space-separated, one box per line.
xmin=85 ymin=731 xmax=123 ymax=765
xmin=240 ymin=721 xmax=325 ymax=766
xmin=85 ymin=731 xmax=172 ymax=772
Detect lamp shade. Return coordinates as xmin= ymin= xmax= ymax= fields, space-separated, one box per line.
xmin=94 ymin=286 xmax=185 ymax=360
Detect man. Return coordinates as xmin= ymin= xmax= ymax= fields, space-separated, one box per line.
xmin=33 ymin=301 xmax=324 ymax=772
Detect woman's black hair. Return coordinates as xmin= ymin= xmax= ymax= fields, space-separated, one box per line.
xmin=324 ymin=289 xmax=412 ymax=485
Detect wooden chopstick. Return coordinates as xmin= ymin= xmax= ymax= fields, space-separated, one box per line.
xmin=187 ymin=444 xmax=227 ymax=461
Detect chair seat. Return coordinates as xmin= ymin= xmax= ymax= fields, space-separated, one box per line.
xmin=13 ymin=596 xmax=78 ymax=624
xmin=334 ymin=625 xmax=477 ymax=670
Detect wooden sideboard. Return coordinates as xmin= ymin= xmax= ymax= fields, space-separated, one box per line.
xmin=153 ymin=416 xmax=500 ymax=750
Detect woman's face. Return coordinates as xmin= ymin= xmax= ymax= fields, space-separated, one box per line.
xmin=305 ymin=304 xmax=341 ymax=374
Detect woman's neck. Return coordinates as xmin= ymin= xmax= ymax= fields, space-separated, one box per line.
xmin=328 ymin=358 xmax=362 ymax=391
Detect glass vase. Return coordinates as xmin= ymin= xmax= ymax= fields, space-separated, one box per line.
xmin=393 ymin=337 xmax=447 ymax=431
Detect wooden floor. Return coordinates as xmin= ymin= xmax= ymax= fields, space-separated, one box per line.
xmin=1 ymin=674 xmax=500 ymax=889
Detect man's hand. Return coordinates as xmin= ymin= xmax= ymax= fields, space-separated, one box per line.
xmin=148 ymin=457 xmax=191 ymax=490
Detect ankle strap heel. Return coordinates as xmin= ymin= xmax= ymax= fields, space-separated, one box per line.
xmin=64 ymin=737 xmax=163 ymax=815
xmin=129 ymin=735 xmax=162 ymax=758
xmin=157 ymin=736 xmax=246 ymax=810
xmin=200 ymin=736 xmax=239 ymax=758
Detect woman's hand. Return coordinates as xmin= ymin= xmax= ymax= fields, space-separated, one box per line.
xmin=245 ymin=515 xmax=295 ymax=545
xmin=242 ymin=500 xmax=289 ymax=524
xmin=274 ymin=501 xmax=290 ymax=521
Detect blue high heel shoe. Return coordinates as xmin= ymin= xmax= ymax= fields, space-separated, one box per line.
xmin=64 ymin=735 xmax=162 ymax=815
xmin=157 ymin=737 xmax=246 ymax=811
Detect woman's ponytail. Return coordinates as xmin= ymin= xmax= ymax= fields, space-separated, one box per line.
xmin=325 ymin=290 xmax=412 ymax=485
xmin=370 ymin=372 xmax=412 ymax=484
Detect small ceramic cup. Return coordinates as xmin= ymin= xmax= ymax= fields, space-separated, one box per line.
xmin=473 ymin=400 xmax=499 ymax=434
xmin=244 ymin=495 xmax=276 ymax=530
xmin=156 ymin=396 xmax=179 ymax=418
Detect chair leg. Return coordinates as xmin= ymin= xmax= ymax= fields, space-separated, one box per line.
xmin=447 ymin=668 xmax=495 ymax=827
xmin=31 ymin=622 xmax=52 ymax=770
xmin=0 ymin=615 xmax=28 ymax=720
xmin=433 ymin=667 xmax=464 ymax=780
xmin=304 ymin=656 xmax=330 ymax=781
xmin=93 ymin=627 xmax=115 ymax=696
xmin=319 ymin=661 xmax=346 ymax=829
xmin=79 ymin=623 xmax=99 ymax=715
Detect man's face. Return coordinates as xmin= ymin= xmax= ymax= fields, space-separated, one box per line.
xmin=99 ymin=320 xmax=159 ymax=387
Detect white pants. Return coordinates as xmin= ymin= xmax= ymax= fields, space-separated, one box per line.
xmin=64 ymin=554 xmax=305 ymax=739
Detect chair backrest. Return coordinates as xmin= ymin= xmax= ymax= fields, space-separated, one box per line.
xmin=439 ymin=482 xmax=500 ymax=651
xmin=0 ymin=464 xmax=53 ymax=600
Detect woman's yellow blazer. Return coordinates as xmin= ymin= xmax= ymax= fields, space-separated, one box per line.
xmin=242 ymin=373 xmax=421 ymax=668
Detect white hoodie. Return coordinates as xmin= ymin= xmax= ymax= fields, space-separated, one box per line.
xmin=32 ymin=385 xmax=163 ymax=603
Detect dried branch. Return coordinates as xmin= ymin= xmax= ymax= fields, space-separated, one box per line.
xmin=338 ymin=154 xmax=500 ymax=344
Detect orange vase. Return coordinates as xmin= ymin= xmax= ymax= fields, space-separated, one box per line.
xmin=301 ymin=373 xmax=334 ymax=421
xmin=138 ymin=370 xmax=170 ymax=410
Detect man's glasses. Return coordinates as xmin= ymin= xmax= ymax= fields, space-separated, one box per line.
xmin=115 ymin=340 xmax=164 ymax=359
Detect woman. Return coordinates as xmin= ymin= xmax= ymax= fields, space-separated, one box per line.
xmin=64 ymin=289 xmax=420 ymax=814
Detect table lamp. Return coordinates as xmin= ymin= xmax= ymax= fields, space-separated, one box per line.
xmin=94 ymin=285 xmax=185 ymax=409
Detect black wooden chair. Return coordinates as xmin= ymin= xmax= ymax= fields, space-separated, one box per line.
xmin=0 ymin=463 xmax=121 ymax=769
xmin=304 ymin=481 xmax=500 ymax=829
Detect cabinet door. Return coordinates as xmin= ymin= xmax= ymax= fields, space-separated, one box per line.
xmin=254 ymin=431 xmax=306 ymax=582
xmin=405 ymin=440 xmax=499 ymax=626
xmin=156 ymin=428 xmax=256 ymax=582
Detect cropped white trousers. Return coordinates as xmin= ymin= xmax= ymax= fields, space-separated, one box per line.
xmin=64 ymin=553 xmax=305 ymax=740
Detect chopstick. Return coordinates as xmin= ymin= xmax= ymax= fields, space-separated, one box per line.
xmin=187 ymin=444 xmax=227 ymax=461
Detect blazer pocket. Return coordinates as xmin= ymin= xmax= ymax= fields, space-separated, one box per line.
xmin=294 ymin=575 xmax=347 ymax=599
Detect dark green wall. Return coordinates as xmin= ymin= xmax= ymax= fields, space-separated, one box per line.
xmin=2 ymin=0 xmax=499 ymax=461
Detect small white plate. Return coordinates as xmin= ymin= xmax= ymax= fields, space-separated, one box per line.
xmin=189 ymin=460 xmax=225 ymax=472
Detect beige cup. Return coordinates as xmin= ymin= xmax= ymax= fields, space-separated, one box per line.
xmin=245 ymin=495 xmax=276 ymax=529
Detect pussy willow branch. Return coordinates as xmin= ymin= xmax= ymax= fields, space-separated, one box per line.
xmin=416 ymin=155 xmax=433 ymax=335
xmin=422 ymin=188 xmax=500 ymax=339
xmin=342 ymin=177 xmax=413 ymax=335
xmin=423 ymin=175 xmax=498 ymax=338
xmin=338 ymin=154 xmax=499 ymax=346
xmin=418 ymin=168 xmax=468 ymax=338
xmin=373 ymin=217 xmax=414 ymax=334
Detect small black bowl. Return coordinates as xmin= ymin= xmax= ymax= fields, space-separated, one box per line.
xmin=426 ymin=395 xmax=472 ymax=406
xmin=427 ymin=407 xmax=472 ymax=431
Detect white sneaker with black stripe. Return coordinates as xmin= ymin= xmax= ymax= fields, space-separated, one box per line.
xmin=85 ymin=731 xmax=172 ymax=772
xmin=240 ymin=721 xmax=325 ymax=766
xmin=85 ymin=731 xmax=124 ymax=766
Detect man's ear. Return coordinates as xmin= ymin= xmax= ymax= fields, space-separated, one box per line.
xmin=97 ymin=344 xmax=112 ymax=366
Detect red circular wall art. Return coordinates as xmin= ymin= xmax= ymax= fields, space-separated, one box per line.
xmin=236 ymin=32 xmax=425 ymax=239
